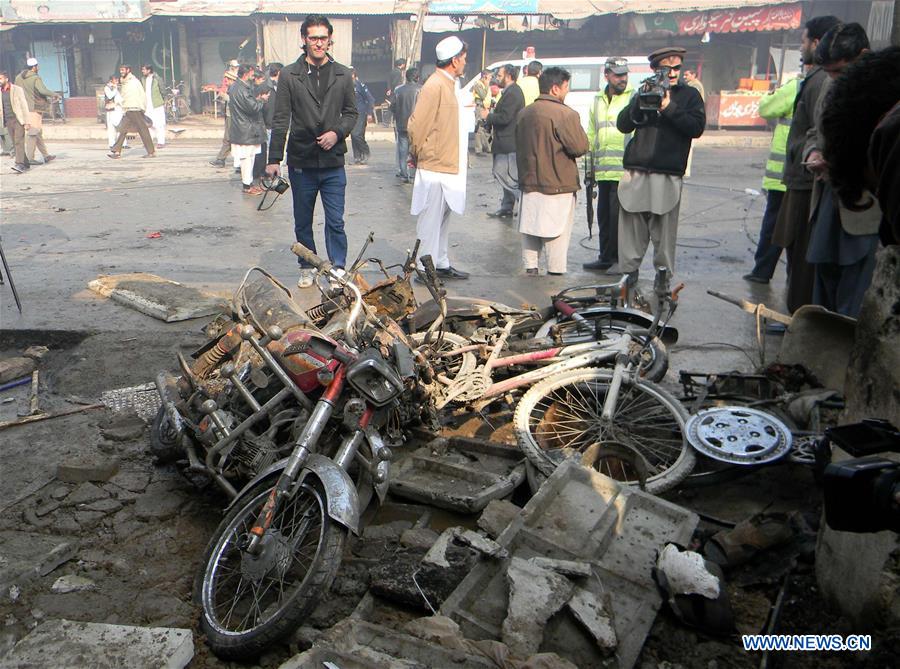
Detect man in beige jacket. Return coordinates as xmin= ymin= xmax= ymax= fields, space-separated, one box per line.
xmin=108 ymin=64 xmax=155 ymax=159
xmin=407 ymin=35 xmax=471 ymax=280
xmin=1 ymin=70 xmax=31 ymax=173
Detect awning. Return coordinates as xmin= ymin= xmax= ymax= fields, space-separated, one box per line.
xmin=148 ymin=1 xmax=258 ymax=17
xmin=255 ymin=1 xmax=421 ymax=15
xmin=0 ymin=0 xmax=149 ymax=23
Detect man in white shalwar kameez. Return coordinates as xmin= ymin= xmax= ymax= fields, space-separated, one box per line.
xmin=141 ymin=64 xmax=166 ymax=148
xmin=407 ymin=36 xmax=472 ymax=280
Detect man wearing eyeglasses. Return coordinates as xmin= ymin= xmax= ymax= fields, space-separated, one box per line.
xmin=267 ymin=14 xmax=358 ymax=289
xmin=615 ymin=47 xmax=705 ymax=286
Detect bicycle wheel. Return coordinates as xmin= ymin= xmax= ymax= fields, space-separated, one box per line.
xmin=514 ymin=368 xmax=694 ymax=494
xmin=542 ymin=314 xmax=668 ymax=382
xmin=195 ymin=477 xmax=346 ymax=659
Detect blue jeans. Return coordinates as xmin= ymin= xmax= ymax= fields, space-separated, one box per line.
xmin=288 ymin=166 xmax=348 ymax=268
xmin=395 ymin=129 xmax=410 ymax=178
xmin=749 ymin=189 xmax=785 ymax=280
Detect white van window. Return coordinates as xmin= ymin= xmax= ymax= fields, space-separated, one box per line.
xmin=568 ymin=66 xmax=599 ymax=92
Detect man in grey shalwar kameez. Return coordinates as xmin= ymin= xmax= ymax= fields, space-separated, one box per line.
xmin=615 ymin=47 xmax=705 ymax=284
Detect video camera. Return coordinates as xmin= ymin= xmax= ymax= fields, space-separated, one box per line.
xmin=638 ymin=66 xmax=672 ymax=112
xmin=821 ymin=419 xmax=900 ymax=534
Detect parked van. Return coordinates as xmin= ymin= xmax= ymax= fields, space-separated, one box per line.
xmin=463 ymin=56 xmax=653 ymax=130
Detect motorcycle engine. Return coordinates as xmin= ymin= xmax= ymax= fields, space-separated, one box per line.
xmin=234 ymin=432 xmax=279 ymax=473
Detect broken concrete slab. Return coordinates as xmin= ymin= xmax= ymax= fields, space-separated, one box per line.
xmin=424 ymin=528 xmax=507 ymax=569
xmin=390 ymin=437 xmax=526 ymax=513
xmin=400 ymin=527 xmax=440 ymax=550
xmin=132 ymin=482 xmax=186 ymax=521
xmin=22 ymin=346 xmax=50 ymax=361
xmin=63 ymin=482 xmax=109 ymax=506
xmin=369 ymin=546 xmax=477 ymax=611
xmin=107 ymin=470 xmax=150 ymax=493
xmin=0 ymin=531 xmax=77 ymax=592
xmin=57 ymin=455 xmax=120 ymax=483
xmin=0 ymin=357 xmax=36 ymax=385
xmin=99 ymin=410 xmax=146 ymax=442
xmin=440 ymin=461 xmax=699 ymax=669
xmin=51 ymin=575 xmax=97 ymax=594
xmin=477 ymin=499 xmax=521 ymax=539
xmin=502 ymin=557 xmax=574 ymax=658
xmin=567 ymin=588 xmax=617 ymax=653
xmin=88 ymin=272 xmax=225 ymax=323
xmin=2 ymin=619 xmax=193 ymax=669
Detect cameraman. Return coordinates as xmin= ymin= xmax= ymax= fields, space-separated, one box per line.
xmin=615 ymin=47 xmax=705 ymax=284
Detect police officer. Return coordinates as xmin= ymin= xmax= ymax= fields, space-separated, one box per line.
xmin=584 ymin=57 xmax=633 ymax=272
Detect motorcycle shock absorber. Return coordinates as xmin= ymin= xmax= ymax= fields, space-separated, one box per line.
xmin=193 ymin=327 xmax=242 ymax=378
xmin=305 ymin=302 xmax=330 ymax=326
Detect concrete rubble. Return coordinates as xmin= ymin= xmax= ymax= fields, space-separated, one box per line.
xmin=440 ymin=460 xmax=699 ymax=668
xmin=502 ymin=557 xmax=575 ymax=657
xmin=1 ymin=619 xmax=193 ymax=669
xmin=87 ymin=273 xmax=225 ymax=323
xmin=0 ymin=532 xmax=77 ymax=593
xmin=656 ymin=544 xmax=721 ymax=599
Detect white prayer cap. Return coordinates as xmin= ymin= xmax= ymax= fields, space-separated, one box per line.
xmin=435 ymin=36 xmax=464 ymax=61
xmin=26 ymin=57 xmax=38 ymax=67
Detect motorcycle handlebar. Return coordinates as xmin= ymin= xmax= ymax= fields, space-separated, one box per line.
xmin=291 ymin=243 xmax=331 ymax=272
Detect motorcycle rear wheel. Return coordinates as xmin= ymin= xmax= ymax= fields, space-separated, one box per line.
xmin=195 ymin=477 xmax=346 ymax=660
xmin=150 ymin=405 xmax=182 ymax=464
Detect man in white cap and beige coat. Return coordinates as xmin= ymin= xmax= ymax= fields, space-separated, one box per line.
xmin=406 ymin=35 xmax=472 ymax=280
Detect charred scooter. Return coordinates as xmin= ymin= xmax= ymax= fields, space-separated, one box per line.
xmin=153 ymin=244 xmax=441 ymax=659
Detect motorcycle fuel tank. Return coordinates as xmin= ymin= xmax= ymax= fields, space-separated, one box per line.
xmin=270 ymin=330 xmax=340 ymax=393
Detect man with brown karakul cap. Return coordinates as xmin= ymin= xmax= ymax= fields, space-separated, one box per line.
xmin=614 ymin=46 xmax=705 ymax=286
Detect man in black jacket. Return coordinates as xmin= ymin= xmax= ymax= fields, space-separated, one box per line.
xmin=390 ymin=67 xmax=420 ymax=182
xmin=267 ymin=15 xmax=358 ymax=288
xmin=615 ymin=47 xmax=705 ymax=284
xmin=230 ymin=65 xmax=269 ymax=195
xmin=482 ymin=64 xmax=525 ymax=219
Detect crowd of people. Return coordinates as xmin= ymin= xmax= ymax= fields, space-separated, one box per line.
xmin=743 ymin=16 xmax=899 ymax=321
xmin=5 ymin=11 xmax=896 ymax=306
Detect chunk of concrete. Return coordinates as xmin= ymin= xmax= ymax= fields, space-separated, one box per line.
xmin=369 ymin=547 xmax=476 ymax=611
xmin=455 ymin=530 xmax=507 ymax=560
xmin=0 ymin=531 xmax=76 ymax=592
xmin=88 ymin=273 xmax=225 ymax=323
xmin=23 ymin=346 xmax=50 ymax=361
xmin=502 ymin=557 xmax=574 ymax=658
xmin=656 ymin=544 xmax=720 ymax=599
xmin=441 ymin=460 xmax=699 ymax=669
xmin=567 ymin=588 xmax=617 ymax=652
xmin=477 ymin=499 xmax=521 ymax=539
xmin=2 ymin=619 xmax=193 ymax=669
xmin=400 ymin=527 xmax=440 ymax=550
xmin=63 ymin=482 xmax=109 ymax=506
xmin=423 ymin=528 xmax=457 ymax=568
xmin=133 ymin=483 xmax=186 ymax=521
xmin=51 ymin=575 xmax=97 ymax=594
xmin=529 ymin=557 xmax=592 ymax=578
xmin=99 ymin=410 xmax=146 ymax=442
xmin=0 ymin=357 xmax=36 ymax=385
xmin=57 ymin=456 xmax=120 ymax=484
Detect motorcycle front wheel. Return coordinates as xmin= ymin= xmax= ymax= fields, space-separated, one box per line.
xmin=195 ymin=478 xmax=346 ymax=660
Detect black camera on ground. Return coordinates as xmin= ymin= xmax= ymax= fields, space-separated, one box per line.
xmin=821 ymin=419 xmax=900 ymax=534
xmin=638 ymin=66 xmax=672 ymax=112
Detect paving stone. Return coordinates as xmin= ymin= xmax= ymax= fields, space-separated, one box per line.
xmin=64 ymin=482 xmax=109 ymax=506
xmin=22 ymin=507 xmax=52 ymax=529
xmin=105 ymin=484 xmax=140 ymax=503
xmin=133 ymin=483 xmax=186 ymax=521
xmin=51 ymin=575 xmax=97 ymax=594
xmin=108 ymin=470 xmax=150 ymax=493
xmin=0 ymin=532 xmax=76 ymax=592
xmin=400 ymin=527 xmax=440 ymax=550
xmin=83 ymin=498 xmax=123 ymax=514
xmin=2 ymin=619 xmax=193 ymax=669
xmin=99 ymin=410 xmax=146 ymax=442
xmin=0 ymin=357 xmax=36 ymax=385
xmin=49 ymin=485 xmax=71 ymax=501
xmin=51 ymin=513 xmax=82 ymax=536
xmin=477 ymin=500 xmax=521 ymax=539
xmin=57 ymin=457 xmax=120 ymax=484
xmin=362 ymin=520 xmax=413 ymax=542
xmin=502 ymin=557 xmax=574 ymax=658
xmin=567 ymin=588 xmax=617 ymax=652
xmin=75 ymin=511 xmax=106 ymax=529
xmin=34 ymin=501 xmax=60 ymax=518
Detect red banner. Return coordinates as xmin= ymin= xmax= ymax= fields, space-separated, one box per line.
xmin=678 ymin=3 xmax=802 ymax=36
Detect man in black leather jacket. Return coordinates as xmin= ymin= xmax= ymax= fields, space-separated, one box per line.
xmin=229 ymin=64 xmax=269 ymax=195
xmin=615 ymin=47 xmax=705 ymax=284
xmin=390 ymin=67 xmax=421 ymax=182
xmin=267 ymin=14 xmax=358 ymax=287
xmin=483 ymin=64 xmax=525 ymax=219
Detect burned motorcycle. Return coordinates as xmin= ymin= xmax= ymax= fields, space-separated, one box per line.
xmin=152 ymin=244 xmax=439 ymax=659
